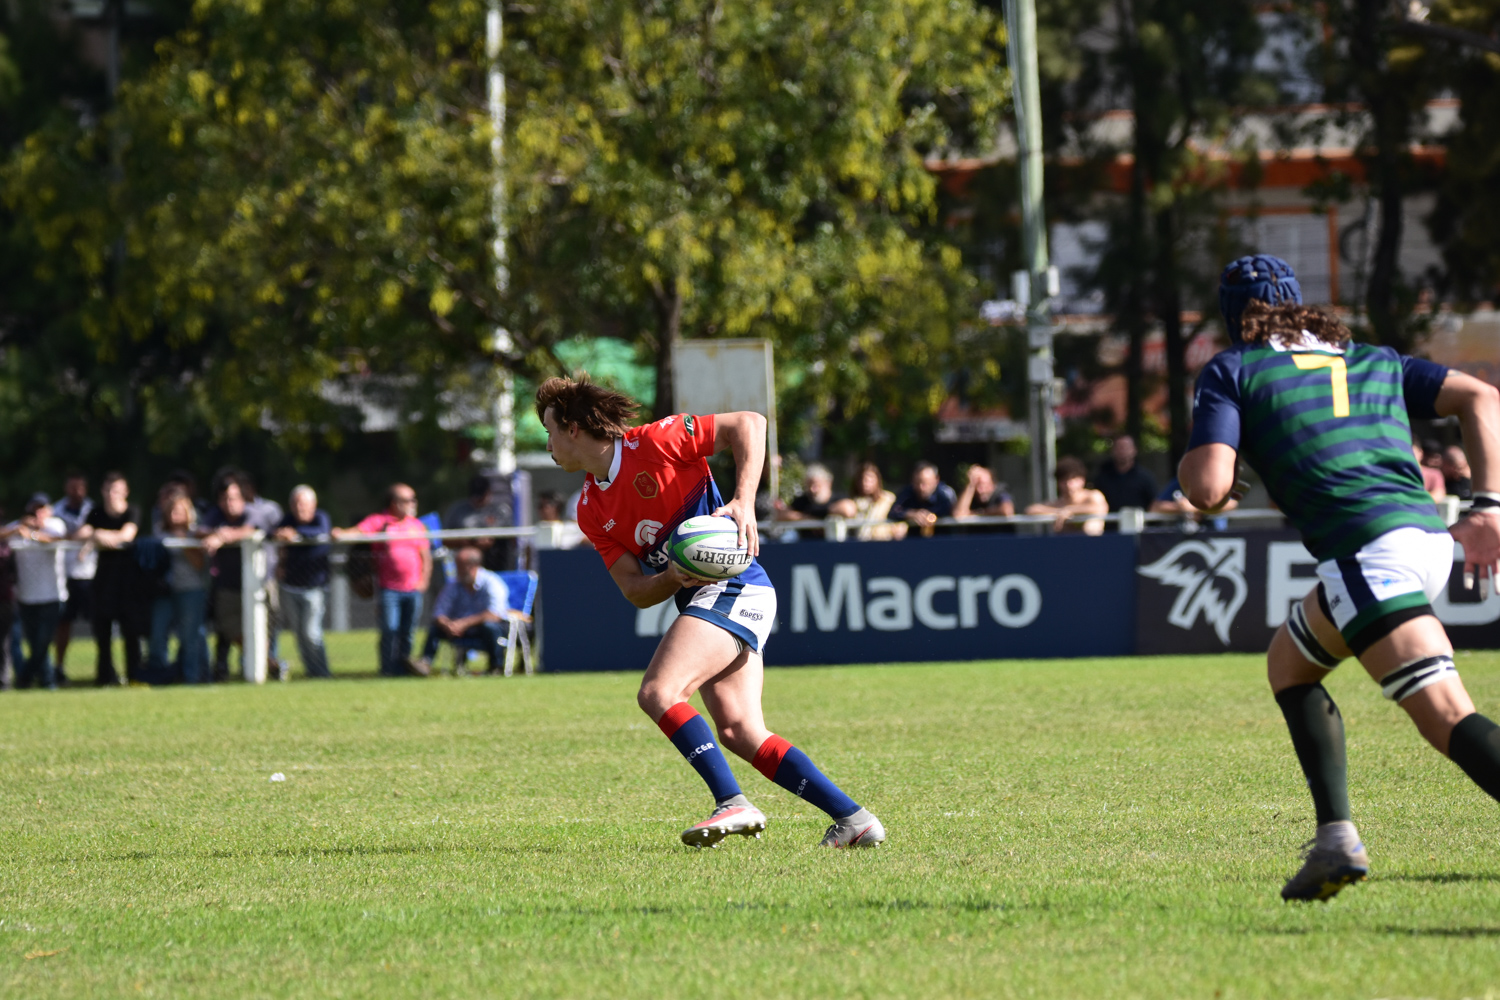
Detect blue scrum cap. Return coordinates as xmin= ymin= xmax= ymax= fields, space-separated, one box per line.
xmin=1218 ymin=255 xmax=1302 ymax=344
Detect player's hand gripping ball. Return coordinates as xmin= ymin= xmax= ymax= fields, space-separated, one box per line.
xmin=668 ymin=515 xmax=753 ymax=581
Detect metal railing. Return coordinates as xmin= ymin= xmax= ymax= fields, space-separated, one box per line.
xmin=6 ymin=495 xmax=1474 ymax=682
xmin=762 ymin=506 xmax=1288 ymax=539
xmin=762 ymin=495 xmax=1471 ymax=537
xmin=7 ymin=526 xmax=537 ymax=684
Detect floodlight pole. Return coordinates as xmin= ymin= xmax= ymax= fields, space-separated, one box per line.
xmin=488 ymin=2 xmax=516 ymax=476
xmin=1004 ymin=0 xmax=1057 ymax=503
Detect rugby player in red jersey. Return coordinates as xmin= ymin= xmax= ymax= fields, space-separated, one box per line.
xmin=537 ymin=376 xmax=884 ymax=848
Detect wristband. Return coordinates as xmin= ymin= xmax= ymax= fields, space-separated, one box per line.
xmin=1471 ymin=493 xmax=1500 ymax=510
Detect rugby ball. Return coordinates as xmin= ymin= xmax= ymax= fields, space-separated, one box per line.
xmin=667 ymin=515 xmax=753 ymax=580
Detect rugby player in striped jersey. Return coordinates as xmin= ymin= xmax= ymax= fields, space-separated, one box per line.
xmin=536 ymin=376 xmax=884 ymax=849
xmin=1180 ymin=255 xmax=1500 ymax=902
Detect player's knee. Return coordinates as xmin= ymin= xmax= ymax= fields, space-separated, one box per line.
xmin=636 ymin=683 xmax=668 ymax=718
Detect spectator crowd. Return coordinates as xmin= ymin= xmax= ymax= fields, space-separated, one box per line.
xmin=2 ymin=435 xmax=1471 ymax=690
xmin=0 ymin=469 xmax=524 ymax=691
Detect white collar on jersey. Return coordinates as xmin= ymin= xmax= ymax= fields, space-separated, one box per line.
xmin=595 ymin=438 xmax=624 ymax=491
xmin=1268 ymin=329 xmax=1345 ymax=354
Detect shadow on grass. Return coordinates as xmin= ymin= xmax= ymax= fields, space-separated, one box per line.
xmin=1379 ymin=872 xmax=1500 ymax=884
xmin=67 ymin=842 xmax=568 ymax=864
xmin=1256 ymin=923 xmax=1500 ymax=938
xmin=1375 ymin=926 xmax=1500 ymax=938
xmin=859 ymin=898 xmax=1008 ymax=913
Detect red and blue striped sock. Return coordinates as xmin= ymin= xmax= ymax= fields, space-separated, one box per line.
xmin=753 ymin=735 xmax=860 ymax=819
xmin=657 ymin=703 xmax=742 ymax=802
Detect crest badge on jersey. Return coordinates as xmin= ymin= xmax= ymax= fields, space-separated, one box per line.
xmin=634 ymin=471 xmax=659 ymax=499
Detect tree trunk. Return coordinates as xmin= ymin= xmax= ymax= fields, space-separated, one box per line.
xmin=650 ymin=277 xmax=682 ymax=420
xmin=1349 ymin=0 xmax=1409 ymax=350
xmin=1155 ymin=205 xmax=1188 ymax=463
xmin=1119 ymin=0 xmax=1148 ymax=444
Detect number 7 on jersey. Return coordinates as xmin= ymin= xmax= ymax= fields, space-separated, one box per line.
xmin=1293 ymin=354 xmax=1350 ymax=417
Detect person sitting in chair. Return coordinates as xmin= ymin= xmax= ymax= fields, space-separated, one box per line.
xmin=411 ymin=545 xmax=509 ymax=673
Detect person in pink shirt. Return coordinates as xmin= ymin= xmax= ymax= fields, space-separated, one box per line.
xmin=333 ymin=484 xmax=432 ymax=677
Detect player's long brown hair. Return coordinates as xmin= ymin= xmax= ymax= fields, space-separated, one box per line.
xmin=1238 ymin=299 xmax=1352 ymax=347
xmin=535 ymin=374 xmax=638 ymax=439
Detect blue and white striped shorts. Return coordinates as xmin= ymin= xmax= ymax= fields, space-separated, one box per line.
xmin=676 ymin=578 xmax=777 ymax=654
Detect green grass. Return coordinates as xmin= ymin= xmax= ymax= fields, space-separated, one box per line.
xmin=7 ymin=637 xmax=1500 ymax=998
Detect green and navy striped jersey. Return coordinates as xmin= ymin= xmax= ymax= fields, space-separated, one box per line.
xmin=1187 ymin=339 xmax=1450 ymax=561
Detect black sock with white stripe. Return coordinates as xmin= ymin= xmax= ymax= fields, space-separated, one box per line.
xmin=1448 ymin=713 xmax=1500 ymax=804
xmin=1274 ymin=683 xmax=1351 ymax=825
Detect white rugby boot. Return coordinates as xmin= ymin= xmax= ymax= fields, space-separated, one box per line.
xmin=1281 ymin=821 xmax=1369 ymax=902
xmin=680 ymin=794 xmax=767 ymax=848
xmin=818 ymin=807 xmax=886 ymax=848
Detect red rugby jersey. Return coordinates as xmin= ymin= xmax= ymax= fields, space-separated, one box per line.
xmin=577 ymin=413 xmax=720 ymax=572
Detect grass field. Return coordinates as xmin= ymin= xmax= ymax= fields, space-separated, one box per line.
xmin=5 ymin=634 xmax=1500 ymax=999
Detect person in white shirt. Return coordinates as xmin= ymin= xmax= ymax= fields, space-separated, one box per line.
xmin=53 ymin=472 xmax=96 ymax=680
xmin=3 ymin=494 xmax=69 ymax=689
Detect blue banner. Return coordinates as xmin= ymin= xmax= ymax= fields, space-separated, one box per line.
xmin=538 ymin=534 xmax=1138 ymax=671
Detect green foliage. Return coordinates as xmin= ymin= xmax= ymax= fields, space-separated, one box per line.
xmin=6 ymin=0 xmax=505 ymax=454
xmin=1428 ymin=1 xmax=1500 ymax=302
xmin=504 ymin=0 xmax=1007 ymax=458
xmin=10 ymin=645 xmax=1500 ymax=996
xmin=1040 ymin=0 xmax=1270 ymax=454
xmin=6 ymin=0 xmax=1006 ymax=470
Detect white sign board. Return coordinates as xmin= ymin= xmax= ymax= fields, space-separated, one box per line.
xmin=675 ymin=339 xmax=779 ymax=505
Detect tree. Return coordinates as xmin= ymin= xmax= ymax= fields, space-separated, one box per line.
xmin=1041 ymin=1 xmax=1269 ymax=458
xmin=7 ymin=0 xmax=518 ymax=457
xmin=1423 ymin=1 xmax=1500 ymax=303
xmin=503 ymin=0 xmax=1007 ymax=455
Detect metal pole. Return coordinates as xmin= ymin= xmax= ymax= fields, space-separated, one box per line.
xmin=1005 ymin=0 xmax=1056 ymax=503
xmin=329 ymin=550 xmax=350 ymax=632
xmin=488 ymin=2 xmax=516 ymax=476
xmin=240 ymin=534 xmax=269 ymax=684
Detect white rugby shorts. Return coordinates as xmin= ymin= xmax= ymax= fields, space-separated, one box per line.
xmin=1317 ymin=527 xmax=1454 ymax=653
xmin=677 ymin=577 xmax=777 ymax=654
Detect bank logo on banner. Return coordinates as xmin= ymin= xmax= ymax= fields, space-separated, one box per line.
xmin=1137 ymin=538 xmax=1248 ymax=644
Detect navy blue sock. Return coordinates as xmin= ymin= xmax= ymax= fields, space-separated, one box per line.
xmin=657 ymin=703 xmax=741 ymax=802
xmin=753 ymin=735 xmax=860 ymax=819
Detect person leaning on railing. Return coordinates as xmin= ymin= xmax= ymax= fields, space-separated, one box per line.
xmin=73 ymin=472 xmax=143 ymax=686
xmin=1024 ymin=456 xmax=1109 ymax=536
xmin=841 ymin=462 xmax=902 ymax=540
xmin=775 ymin=463 xmax=850 ymax=539
xmin=953 ymin=464 xmax=1015 ymax=519
xmin=889 ymin=461 xmax=956 ymax=538
xmin=273 ymin=485 xmax=333 ymax=679
xmin=331 ymin=484 xmax=431 ymax=678
xmin=1150 ymin=475 xmax=1238 ymax=530
xmin=148 ymin=487 xmax=210 ymax=685
xmin=2 ymin=494 xmax=68 ymax=690
xmin=200 ymin=475 xmax=259 ymax=682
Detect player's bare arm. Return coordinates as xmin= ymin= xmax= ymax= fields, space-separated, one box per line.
xmin=607 ymin=552 xmax=714 ymax=609
xmin=710 ymin=410 xmax=765 ymax=557
xmin=1435 ymin=370 xmax=1500 ymax=582
xmin=1178 ymin=443 xmax=1241 ymax=513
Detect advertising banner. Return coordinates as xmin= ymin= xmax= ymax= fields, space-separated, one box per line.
xmin=1134 ymin=531 xmax=1500 ymax=654
xmin=539 ymin=534 xmax=1138 ymax=672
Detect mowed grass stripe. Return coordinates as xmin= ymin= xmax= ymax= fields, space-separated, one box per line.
xmin=2 ymin=636 xmax=1499 ymax=998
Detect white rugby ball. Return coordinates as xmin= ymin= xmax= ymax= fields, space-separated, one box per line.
xmin=667 ymin=515 xmax=753 ymax=580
